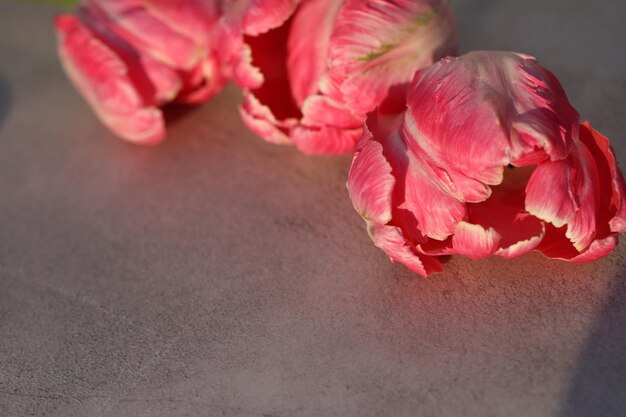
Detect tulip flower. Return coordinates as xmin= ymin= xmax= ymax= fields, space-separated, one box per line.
xmin=347 ymin=51 xmax=626 ymax=277
xmin=55 ymin=0 xmax=226 ymax=144
xmin=225 ymin=0 xmax=457 ymax=155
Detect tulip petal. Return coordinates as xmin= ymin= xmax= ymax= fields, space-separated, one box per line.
xmin=238 ymin=20 xmax=302 ymax=144
xmin=365 ymin=112 xmax=467 ymax=241
xmin=465 ymin=167 xmax=545 ymax=258
xmin=300 ymin=95 xmax=362 ymax=130
xmin=405 ymin=51 xmax=579 ymax=186
xmin=86 ymin=0 xmax=202 ymax=69
xmin=537 ymin=224 xmax=617 ymax=263
xmin=402 ymin=115 xmax=492 ymax=203
xmin=239 ymin=92 xmax=295 ymax=145
xmin=142 ymin=0 xmax=219 ymax=46
xmin=578 ymin=122 xmax=626 ymax=234
xmin=396 ymin=135 xmax=468 ymax=241
xmin=328 ymin=0 xmax=458 ymax=117
xmin=452 ymin=222 xmax=501 ymax=260
xmin=347 ymin=130 xmax=395 ymax=224
xmin=287 ymin=0 xmax=342 ymax=106
xmin=217 ymin=27 xmax=264 ymax=89
xmin=175 ymin=58 xmax=227 ymax=104
xmin=222 ymin=0 xmax=301 ymax=36
xmin=526 ymin=140 xmax=599 ymax=252
xmin=291 ymin=124 xmax=362 ymax=155
xmin=55 ymin=14 xmax=164 ymax=144
xmin=78 ymin=9 xmax=182 ymax=105
xmin=569 ymin=235 xmax=618 ymax=263
xmin=367 ymin=222 xmax=442 ymax=277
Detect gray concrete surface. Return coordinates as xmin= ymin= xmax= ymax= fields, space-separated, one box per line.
xmin=1 ymin=1 xmax=625 ymax=416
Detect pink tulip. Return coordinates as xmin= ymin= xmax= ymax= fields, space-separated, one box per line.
xmin=55 ymin=0 xmax=226 ymax=144
xmin=224 ymin=0 xmax=457 ymax=155
xmin=347 ymin=51 xmax=626 ymax=277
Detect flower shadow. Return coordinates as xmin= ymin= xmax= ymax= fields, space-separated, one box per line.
xmin=559 ymin=269 xmax=626 ymax=416
xmin=0 ymin=73 xmax=11 ymax=131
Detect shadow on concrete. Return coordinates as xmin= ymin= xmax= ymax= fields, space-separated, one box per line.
xmin=163 ymin=103 xmax=201 ymax=128
xmin=560 ymin=271 xmax=626 ymax=416
xmin=0 ymin=74 xmax=11 ymax=130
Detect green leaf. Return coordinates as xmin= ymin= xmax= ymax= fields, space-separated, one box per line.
xmin=12 ymin=0 xmax=79 ymax=9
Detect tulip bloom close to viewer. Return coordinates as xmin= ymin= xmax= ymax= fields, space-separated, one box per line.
xmin=228 ymin=0 xmax=457 ymax=155
xmin=347 ymin=51 xmax=626 ymax=277
xmin=55 ymin=0 xmax=226 ymax=144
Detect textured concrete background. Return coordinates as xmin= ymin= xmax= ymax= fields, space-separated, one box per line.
xmin=1 ymin=1 xmax=625 ymax=416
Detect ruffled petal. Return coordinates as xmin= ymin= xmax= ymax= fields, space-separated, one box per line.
xmin=402 ymin=115 xmax=492 ymax=203
xmin=239 ymin=92 xmax=295 ymax=145
xmin=370 ymin=113 xmax=467 ymax=241
xmin=175 ymin=58 xmax=227 ymax=104
xmin=465 ymin=167 xmax=545 ymax=258
xmin=222 ymin=0 xmax=301 ymax=36
xmin=300 ymin=95 xmax=362 ymax=129
xmin=291 ymin=124 xmax=362 ymax=155
xmin=494 ymin=218 xmax=545 ymax=259
xmin=526 ymin=140 xmax=599 ymax=252
xmin=578 ymin=122 xmax=626 ymax=234
xmin=536 ymin=224 xmax=617 ymax=263
xmin=142 ymin=0 xmax=219 ymax=46
xmin=327 ymin=0 xmax=457 ymax=117
xmin=367 ymin=222 xmax=442 ymax=277
xmin=451 ymin=222 xmax=501 ymax=260
xmin=86 ymin=0 xmax=202 ymax=69
xmin=216 ymin=25 xmax=264 ymax=89
xmin=569 ymin=235 xmax=618 ymax=263
xmin=347 ymin=130 xmax=395 ymax=224
xmin=238 ymin=19 xmax=301 ymax=144
xmin=286 ymin=0 xmax=342 ymax=106
xmin=55 ymin=14 xmax=164 ymax=144
xmin=404 ymin=51 xmax=580 ymax=186
xmin=78 ymin=9 xmax=182 ymax=105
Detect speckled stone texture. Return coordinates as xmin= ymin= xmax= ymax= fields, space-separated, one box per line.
xmin=0 ymin=1 xmax=625 ymax=416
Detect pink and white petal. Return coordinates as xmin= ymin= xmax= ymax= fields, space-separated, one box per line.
xmin=218 ymin=28 xmax=264 ymax=89
xmin=291 ymin=124 xmax=362 ymax=155
xmin=287 ymin=0 xmax=342 ymax=106
xmin=74 ymin=10 xmax=162 ymax=105
xmin=175 ymin=58 xmax=227 ymax=104
xmin=347 ymin=131 xmax=395 ymax=224
xmin=55 ymin=14 xmax=165 ymax=144
xmin=464 ymin=172 xmax=545 ymax=258
xmin=451 ymin=221 xmax=501 ymax=260
xmin=79 ymin=9 xmax=183 ymax=105
xmin=526 ymin=140 xmax=599 ymax=251
xmin=578 ymin=122 xmax=626 ymax=234
xmin=417 ymin=237 xmax=455 ymax=256
xmin=328 ymin=0 xmax=457 ymax=116
xmin=142 ymin=0 xmax=219 ymax=46
xmin=239 ymin=0 xmax=301 ymax=36
xmin=221 ymin=0 xmax=300 ymax=36
xmin=100 ymin=107 xmax=165 ymax=145
xmin=495 ymin=218 xmax=545 ymax=259
xmin=397 ymin=159 xmax=467 ymax=241
xmin=300 ymin=94 xmax=363 ymax=130
xmin=244 ymin=20 xmax=302 ymax=122
xmin=537 ymin=223 xmax=618 ymax=263
xmin=367 ymin=222 xmax=442 ymax=277
xmin=86 ymin=0 xmax=202 ymax=69
xmin=140 ymin=55 xmax=182 ymax=104
xmin=568 ymin=235 xmax=618 ymax=263
xmin=239 ymin=93 xmax=295 ymax=145
xmin=405 ymin=52 xmax=579 ymax=186
xmin=365 ymin=111 xmax=467 ymax=241
xmin=402 ymin=115 xmax=493 ymax=203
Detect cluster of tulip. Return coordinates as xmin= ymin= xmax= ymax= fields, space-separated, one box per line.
xmin=55 ymin=0 xmax=626 ymax=276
